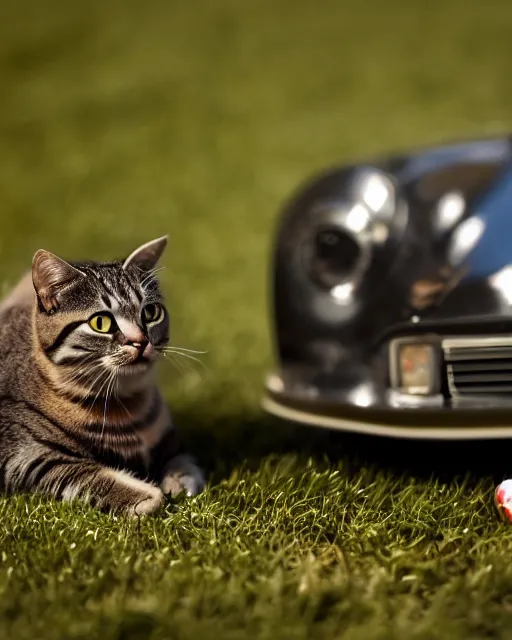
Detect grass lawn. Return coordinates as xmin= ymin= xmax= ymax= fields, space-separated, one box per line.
xmin=3 ymin=0 xmax=512 ymax=637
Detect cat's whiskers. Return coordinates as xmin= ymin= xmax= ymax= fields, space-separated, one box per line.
xmin=99 ymin=368 xmax=118 ymax=449
xmin=77 ymin=372 xmax=105 ymax=408
xmin=159 ymin=348 xmax=207 ymax=369
xmin=58 ymin=355 xmax=98 ymax=382
xmin=161 ymin=346 xmax=208 ymax=355
xmin=158 ymin=349 xmax=208 ymax=380
xmin=114 ymin=369 xmax=132 ymax=418
xmin=57 ymin=359 xmax=108 ymax=401
xmin=85 ymin=367 xmax=117 ymax=419
xmin=62 ymin=362 xmax=103 ymax=389
xmin=161 ymin=352 xmax=187 ymax=375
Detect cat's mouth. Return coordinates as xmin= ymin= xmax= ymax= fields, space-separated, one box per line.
xmin=119 ymin=343 xmax=156 ymax=369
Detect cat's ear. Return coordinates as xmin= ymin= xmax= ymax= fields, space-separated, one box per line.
xmin=122 ymin=236 xmax=168 ymax=271
xmin=32 ymin=250 xmax=84 ymax=313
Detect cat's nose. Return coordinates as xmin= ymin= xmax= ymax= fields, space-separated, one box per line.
xmin=117 ymin=320 xmax=146 ymax=346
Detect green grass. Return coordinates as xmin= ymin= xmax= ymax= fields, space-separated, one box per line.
xmin=3 ymin=0 xmax=512 ymax=637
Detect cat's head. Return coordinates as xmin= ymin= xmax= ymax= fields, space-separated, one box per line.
xmin=31 ymin=237 xmax=170 ymax=398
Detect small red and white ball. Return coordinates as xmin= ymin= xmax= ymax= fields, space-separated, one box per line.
xmin=495 ymin=480 xmax=512 ymax=521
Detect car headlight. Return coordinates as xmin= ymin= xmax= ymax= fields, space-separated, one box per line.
xmin=389 ymin=337 xmax=441 ymax=395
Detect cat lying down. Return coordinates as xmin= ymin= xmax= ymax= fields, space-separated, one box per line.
xmin=0 ymin=237 xmax=205 ymax=515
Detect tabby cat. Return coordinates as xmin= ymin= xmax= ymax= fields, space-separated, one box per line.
xmin=0 ymin=236 xmax=205 ymax=515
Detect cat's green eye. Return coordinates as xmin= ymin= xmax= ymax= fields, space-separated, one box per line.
xmin=143 ymin=303 xmax=164 ymax=325
xmin=89 ymin=314 xmax=113 ymax=333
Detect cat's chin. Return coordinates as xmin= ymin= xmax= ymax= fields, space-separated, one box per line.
xmin=118 ymin=361 xmax=153 ymax=377
xmin=114 ymin=362 xmax=155 ymax=397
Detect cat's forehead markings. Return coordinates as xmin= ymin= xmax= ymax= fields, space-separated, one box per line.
xmin=100 ymin=293 xmax=112 ymax=309
xmin=107 ymin=295 xmax=120 ymax=312
xmin=129 ymin=288 xmax=141 ymax=306
xmin=120 ymin=271 xmax=143 ymax=305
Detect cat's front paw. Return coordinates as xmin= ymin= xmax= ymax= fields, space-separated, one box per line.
xmin=161 ymin=454 xmax=205 ymax=497
xmin=128 ymin=493 xmax=165 ymax=518
xmin=127 ymin=486 xmax=166 ymax=518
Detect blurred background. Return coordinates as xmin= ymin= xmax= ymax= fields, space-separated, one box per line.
xmin=2 ymin=0 xmax=512 ymax=449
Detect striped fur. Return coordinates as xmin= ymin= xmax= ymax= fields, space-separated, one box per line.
xmin=0 ymin=237 xmax=205 ymax=516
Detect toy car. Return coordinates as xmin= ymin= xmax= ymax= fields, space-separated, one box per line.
xmin=263 ymin=135 xmax=512 ymax=439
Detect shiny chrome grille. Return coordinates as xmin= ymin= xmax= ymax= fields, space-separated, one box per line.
xmin=443 ymin=336 xmax=512 ymax=397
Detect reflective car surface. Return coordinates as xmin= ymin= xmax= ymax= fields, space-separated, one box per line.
xmin=263 ymin=136 xmax=512 ymax=438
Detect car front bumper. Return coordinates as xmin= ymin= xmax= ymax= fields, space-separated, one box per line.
xmin=263 ymin=371 xmax=512 ymax=440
